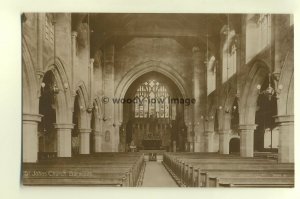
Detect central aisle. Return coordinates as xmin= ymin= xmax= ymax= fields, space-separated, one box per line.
xmin=142 ymin=161 xmax=178 ymax=187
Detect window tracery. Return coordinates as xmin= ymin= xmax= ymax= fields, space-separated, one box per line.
xmin=134 ymin=80 xmax=172 ymax=119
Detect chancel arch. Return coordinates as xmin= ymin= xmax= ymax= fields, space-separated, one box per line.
xmin=114 ymin=60 xmax=189 ymax=124
xmin=121 ymin=71 xmax=187 ymax=152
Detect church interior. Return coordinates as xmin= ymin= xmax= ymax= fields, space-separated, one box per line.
xmin=22 ymin=13 xmax=294 ymax=187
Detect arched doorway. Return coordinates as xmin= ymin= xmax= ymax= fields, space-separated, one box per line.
xmin=122 ymin=72 xmax=187 ymax=152
xmin=254 ymin=75 xmax=278 ymax=152
xmin=229 ymin=138 xmax=240 ymax=153
xmin=38 ymin=71 xmax=57 ymax=156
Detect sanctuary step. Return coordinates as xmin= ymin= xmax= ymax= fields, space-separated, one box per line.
xmin=140 ymin=150 xmax=166 ymax=162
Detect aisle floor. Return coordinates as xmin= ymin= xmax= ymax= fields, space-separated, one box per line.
xmin=142 ymin=161 xmax=178 ymax=187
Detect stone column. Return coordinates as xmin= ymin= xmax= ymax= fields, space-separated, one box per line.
xmin=103 ymin=44 xmax=115 ymax=152
xmin=94 ymin=130 xmax=103 ymax=152
xmin=36 ymin=13 xmax=45 ymax=76
xmin=54 ymin=123 xmax=74 ymax=157
xmin=192 ymin=47 xmax=206 ymax=152
xmin=79 ymin=128 xmax=91 ymax=154
xmin=23 ymin=113 xmax=42 ymax=163
xmin=239 ymin=124 xmax=257 ymax=157
xmin=194 ymin=134 xmax=201 ymax=152
xmin=205 ymin=131 xmax=214 ymax=152
xmin=113 ymin=123 xmax=121 ymax=152
xmin=186 ymin=122 xmax=193 ymax=152
xmin=219 ymin=130 xmax=230 ymax=154
xmin=71 ymin=31 xmax=77 ymax=92
xmin=88 ymin=58 xmax=94 ymax=107
xmin=189 ymin=142 xmax=194 ymax=152
xmin=173 ymin=140 xmax=176 ymax=152
xmin=275 ymin=115 xmax=294 ymax=163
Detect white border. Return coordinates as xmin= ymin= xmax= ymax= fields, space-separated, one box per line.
xmin=0 ymin=0 xmax=299 ymax=199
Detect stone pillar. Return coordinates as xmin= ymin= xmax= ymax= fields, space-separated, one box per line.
xmin=189 ymin=142 xmax=194 ymax=152
xmin=54 ymin=123 xmax=74 ymax=157
xmin=103 ymin=44 xmax=115 ymax=152
xmin=113 ymin=123 xmax=120 ymax=152
xmin=275 ymin=115 xmax=294 ymax=163
xmin=71 ymin=31 xmax=77 ymax=91
xmin=194 ymin=134 xmax=201 ymax=152
xmin=192 ymin=47 xmax=206 ymax=152
xmin=186 ymin=122 xmax=193 ymax=152
xmin=89 ymin=58 xmax=94 ymax=107
xmin=94 ymin=131 xmax=103 ymax=152
xmin=79 ymin=128 xmax=91 ymax=154
xmin=36 ymin=13 xmax=45 ymax=76
xmin=205 ymin=131 xmax=214 ymax=152
xmin=219 ymin=130 xmax=230 ymax=154
xmin=239 ymin=124 xmax=257 ymax=157
xmin=173 ymin=141 xmax=176 ymax=152
xmin=23 ymin=113 xmax=42 ymax=163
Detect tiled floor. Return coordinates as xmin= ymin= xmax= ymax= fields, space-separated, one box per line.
xmin=142 ymin=161 xmax=178 ymax=187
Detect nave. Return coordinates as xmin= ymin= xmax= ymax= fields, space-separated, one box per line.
xmin=22 ymin=13 xmax=294 ymax=188
xmin=142 ymin=161 xmax=178 ymax=187
xmin=23 ymin=152 xmax=293 ymax=187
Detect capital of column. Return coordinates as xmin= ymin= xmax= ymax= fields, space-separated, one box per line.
xmin=194 ymin=135 xmax=201 ymax=142
xmin=274 ymin=115 xmax=294 ymax=124
xmin=238 ymin=124 xmax=257 ymax=131
xmin=194 ymin=121 xmax=201 ymax=126
xmin=90 ymin=58 xmax=94 ymax=65
xmin=23 ymin=113 xmax=42 ymax=122
xmin=71 ymin=31 xmax=78 ymax=38
xmin=205 ymin=130 xmax=214 ymax=135
xmin=79 ymin=128 xmax=92 ymax=133
xmin=54 ymin=123 xmax=74 ymax=130
xmin=36 ymin=70 xmax=44 ymax=80
xmin=113 ymin=122 xmax=122 ymax=128
xmin=218 ymin=129 xmax=231 ymax=134
xmin=94 ymin=131 xmax=103 ymax=136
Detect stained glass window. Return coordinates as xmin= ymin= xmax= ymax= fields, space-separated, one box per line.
xmin=134 ymin=80 xmax=171 ymax=118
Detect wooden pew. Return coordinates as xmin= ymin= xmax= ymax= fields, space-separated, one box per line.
xmin=199 ymin=169 xmax=294 ymax=187
xmin=208 ymin=176 xmax=294 ymax=188
xmin=23 ymin=153 xmax=145 ymax=187
xmin=163 ymin=153 xmax=294 ymax=188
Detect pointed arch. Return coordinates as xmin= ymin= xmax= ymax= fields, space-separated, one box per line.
xmin=22 ymin=37 xmax=39 ymax=114
xmin=277 ymin=51 xmax=294 ymax=115
xmin=74 ymin=81 xmax=90 ymax=128
xmin=44 ymin=57 xmax=73 ymax=123
xmin=114 ymin=60 xmax=190 ymax=123
xmin=239 ymin=60 xmax=269 ymax=125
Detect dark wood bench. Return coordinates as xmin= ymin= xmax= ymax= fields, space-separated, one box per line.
xmin=163 ymin=152 xmax=294 ymax=188
xmin=199 ymin=169 xmax=294 ymax=187
xmin=208 ymin=176 xmax=294 ymax=187
xmin=23 ymin=153 xmax=145 ymax=187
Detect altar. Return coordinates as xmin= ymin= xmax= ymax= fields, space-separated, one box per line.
xmin=142 ymin=139 xmax=162 ymax=150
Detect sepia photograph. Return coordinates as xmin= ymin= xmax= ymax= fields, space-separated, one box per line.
xmin=21 ymin=12 xmax=294 ymax=188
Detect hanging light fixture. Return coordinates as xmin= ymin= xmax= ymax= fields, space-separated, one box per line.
xmin=257 ymin=73 xmax=283 ymax=100
xmin=220 ymin=14 xmax=231 ymax=114
xmin=256 ymin=14 xmax=283 ymax=101
xmin=201 ymin=16 xmax=214 ymax=123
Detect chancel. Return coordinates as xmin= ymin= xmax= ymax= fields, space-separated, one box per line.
xmin=22 ymin=13 xmax=294 ymax=187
